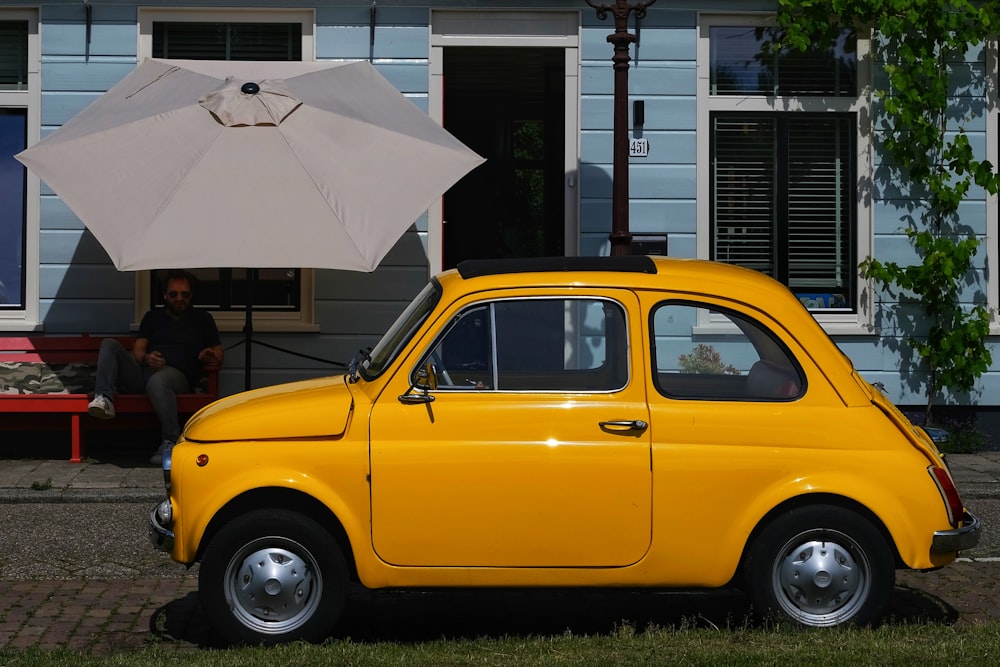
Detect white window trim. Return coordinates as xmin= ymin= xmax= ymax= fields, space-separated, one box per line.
xmin=134 ymin=7 xmax=319 ymax=333
xmin=987 ymin=40 xmax=999 ymax=333
xmin=0 ymin=9 xmax=40 ymax=331
xmin=696 ymin=12 xmax=874 ymax=334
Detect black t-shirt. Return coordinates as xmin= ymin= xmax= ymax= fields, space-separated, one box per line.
xmin=137 ymin=308 xmax=221 ymax=384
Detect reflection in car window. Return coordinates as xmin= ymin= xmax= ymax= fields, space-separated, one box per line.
xmin=361 ymin=281 xmax=441 ymax=380
xmin=650 ymin=302 xmax=803 ymax=401
xmin=418 ymin=298 xmax=628 ymax=392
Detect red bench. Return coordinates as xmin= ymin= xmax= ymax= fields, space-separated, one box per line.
xmin=0 ymin=335 xmax=220 ymax=462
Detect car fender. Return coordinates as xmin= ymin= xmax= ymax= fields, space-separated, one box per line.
xmin=170 ymin=443 xmax=372 ymax=566
xmin=729 ymin=468 xmax=953 ymax=572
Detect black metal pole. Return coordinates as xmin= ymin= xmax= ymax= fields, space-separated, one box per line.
xmin=585 ymin=0 xmax=656 ymax=257
xmin=244 ymin=268 xmax=255 ymax=391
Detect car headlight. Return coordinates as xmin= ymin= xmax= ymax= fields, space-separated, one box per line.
xmin=155 ymin=499 xmax=172 ymax=527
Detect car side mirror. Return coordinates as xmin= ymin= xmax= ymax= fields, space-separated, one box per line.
xmin=399 ymin=367 xmax=436 ymax=404
xmin=415 ymin=364 xmax=438 ymax=390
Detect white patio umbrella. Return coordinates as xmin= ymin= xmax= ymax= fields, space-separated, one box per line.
xmin=16 ymin=58 xmax=484 ymax=389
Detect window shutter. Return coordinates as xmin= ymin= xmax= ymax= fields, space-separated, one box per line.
xmin=711 ymin=115 xmax=776 ymax=277
xmin=153 ymin=23 xmax=302 ymax=61
xmin=786 ymin=116 xmax=854 ymax=294
xmin=712 ymin=112 xmax=855 ymax=305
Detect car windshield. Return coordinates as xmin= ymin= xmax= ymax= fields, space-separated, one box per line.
xmin=359 ymin=280 xmax=442 ymax=381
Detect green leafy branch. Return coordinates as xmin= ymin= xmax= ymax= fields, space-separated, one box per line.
xmin=776 ymin=0 xmax=1000 ymax=419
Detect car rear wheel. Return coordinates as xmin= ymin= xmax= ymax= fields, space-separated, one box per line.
xmin=745 ymin=504 xmax=895 ymax=627
xmin=199 ymin=509 xmax=349 ymax=645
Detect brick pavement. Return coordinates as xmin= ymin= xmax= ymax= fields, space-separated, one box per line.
xmin=1 ymin=563 xmax=998 ymax=653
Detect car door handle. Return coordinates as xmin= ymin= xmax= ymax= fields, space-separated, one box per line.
xmin=599 ymin=419 xmax=648 ymax=431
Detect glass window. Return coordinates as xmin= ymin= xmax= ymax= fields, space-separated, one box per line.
xmin=703 ymin=19 xmax=865 ymax=316
xmin=711 ymin=113 xmax=855 ymax=309
xmin=710 ymin=26 xmax=857 ymax=97
xmin=418 ymin=298 xmax=628 ymax=392
xmin=651 ymin=302 xmax=803 ymax=401
xmin=362 ymin=280 xmax=442 ymax=380
xmin=149 ymin=20 xmax=302 ymax=316
xmin=0 ymin=18 xmax=29 ymax=310
xmin=153 ymin=22 xmax=302 ymax=61
xmin=0 ymin=20 xmax=28 ymax=90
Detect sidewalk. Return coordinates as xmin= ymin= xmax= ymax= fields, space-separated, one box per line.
xmin=1 ymin=449 xmax=998 ymax=503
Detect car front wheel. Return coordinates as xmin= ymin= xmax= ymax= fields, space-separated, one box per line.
xmin=199 ymin=509 xmax=349 ymax=645
xmin=745 ymin=504 xmax=895 ymax=627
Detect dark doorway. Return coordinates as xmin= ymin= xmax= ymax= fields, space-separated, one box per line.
xmin=442 ymin=47 xmax=566 ymax=269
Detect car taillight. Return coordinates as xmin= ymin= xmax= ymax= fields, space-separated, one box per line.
xmin=928 ymin=465 xmax=964 ymax=526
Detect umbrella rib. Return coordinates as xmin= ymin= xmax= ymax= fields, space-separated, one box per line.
xmin=125 ymin=66 xmax=183 ymax=100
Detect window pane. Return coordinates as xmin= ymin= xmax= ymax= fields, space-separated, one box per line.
xmin=711 ymin=112 xmax=855 ymax=311
xmin=153 ymin=22 xmax=302 ymax=61
xmin=787 ymin=115 xmax=854 ymax=307
xmin=710 ymin=26 xmax=856 ymax=97
xmin=150 ymin=21 xmax=303 ymax=312
xmin=422 ymin=299 xmax=628 ymax=392
xmin=0 ymin=109 xmax=26 ymax=308
xmin=711 ymin=115 xmax=776 ymax=276
xmin=0 ymin=21 xmax=28 ymax=91
xmin=651 ymin=303 xmax=802 ymax=401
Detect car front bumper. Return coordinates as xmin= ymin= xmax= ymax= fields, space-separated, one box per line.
xmin=931 ymin=510 xmax=981 ymax=554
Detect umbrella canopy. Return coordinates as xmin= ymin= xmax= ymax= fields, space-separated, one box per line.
xmin=16 ymin=58 xmax=484 ymax=272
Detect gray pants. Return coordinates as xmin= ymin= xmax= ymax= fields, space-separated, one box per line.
xmin=94 ymin=338 xmax=190 ymax=443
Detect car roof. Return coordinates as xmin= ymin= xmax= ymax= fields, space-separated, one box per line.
xmin=456 ymin=255 xmax=658 ymax=278
xmin=447 ymin=256 xmax=777 ymax=293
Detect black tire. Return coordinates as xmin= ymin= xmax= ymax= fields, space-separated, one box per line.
xmin=199 ymin=509 xmax=349 ymax=645
xmin=744 ymin=504 xmax=895 ymax=627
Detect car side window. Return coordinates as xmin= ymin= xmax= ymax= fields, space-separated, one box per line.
xmin=418 ymin=298 xmax=628 ymax=392
xmin=650 ymin=302 xmax=803 ymax=401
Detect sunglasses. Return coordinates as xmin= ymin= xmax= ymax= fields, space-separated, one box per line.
xmin=167 ymin=291 xmax=192 ymax=299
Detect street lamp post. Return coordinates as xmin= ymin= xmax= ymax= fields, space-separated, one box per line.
xmin=585 ymin=0 xmax=656 ymax=256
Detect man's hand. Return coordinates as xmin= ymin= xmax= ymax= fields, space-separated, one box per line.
xmin=199 ymin=347 xmax=221 ymax=364
xmin=146 ymin=350 xmax=166 ymax=368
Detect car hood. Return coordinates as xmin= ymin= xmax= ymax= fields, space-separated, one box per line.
xmin=183 ymin=375 xmax=354 ymax=442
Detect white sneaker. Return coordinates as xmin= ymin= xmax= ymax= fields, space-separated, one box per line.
xmin=87 ymin=394 xmax=115 ymax=419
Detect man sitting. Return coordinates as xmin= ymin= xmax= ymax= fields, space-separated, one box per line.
xmin=87 ymin=270 xmax=223 ymax=465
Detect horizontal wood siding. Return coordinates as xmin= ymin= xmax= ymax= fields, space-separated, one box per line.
xmin=17 ymin=0 xmax=1000 ymax=410
xmin=579 ymin=9 xmax=697 ymax=256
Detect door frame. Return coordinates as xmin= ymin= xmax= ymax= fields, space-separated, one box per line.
xmin=428 ymin=10 xmax=581 ymax=275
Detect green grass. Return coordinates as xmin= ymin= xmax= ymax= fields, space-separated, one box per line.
xmin=3 ymin=622 xmax=1000 ymax=666
xmin=28 ymin=478 xmax=52 ymax=491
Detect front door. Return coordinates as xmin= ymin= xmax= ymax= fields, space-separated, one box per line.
xmin=369 ymin=290 xmax=651 ymax=568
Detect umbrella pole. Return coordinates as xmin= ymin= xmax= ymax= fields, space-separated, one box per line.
xmin=244 ymin=268 xmax=255 ymax=391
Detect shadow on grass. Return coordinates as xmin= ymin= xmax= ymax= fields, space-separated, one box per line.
xmin=149 ymin=583 xmax=958 ymax=648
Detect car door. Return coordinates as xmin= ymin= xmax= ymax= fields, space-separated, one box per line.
xmin=369 ymin=289 xmax=652 ymax=568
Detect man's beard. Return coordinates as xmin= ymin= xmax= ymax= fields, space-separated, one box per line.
xmin=165 ymin=300 xmax=189 ymax=317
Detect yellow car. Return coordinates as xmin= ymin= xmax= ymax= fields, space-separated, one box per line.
xmin=148 ymin=256 xmax=979 ymax=644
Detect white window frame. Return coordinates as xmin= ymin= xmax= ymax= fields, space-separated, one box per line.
xmin=987 ymin=40 xmax=999 ymax=332
xmin=696 ymin=12 xmax=874 ymax=334
xmin=135 ymin=7 xmax=318 ymax=333
xmin=0 ymin=9 xmax=40 ymax=331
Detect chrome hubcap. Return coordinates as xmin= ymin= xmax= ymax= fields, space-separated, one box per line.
xmin=773 ymin=532 xmax=870 ymax=626
xmin=225 ymin=539 xmax=322 ymax=634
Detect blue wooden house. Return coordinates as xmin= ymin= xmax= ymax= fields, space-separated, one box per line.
xmin=1 ymin=1 xmax=998 ymax=435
